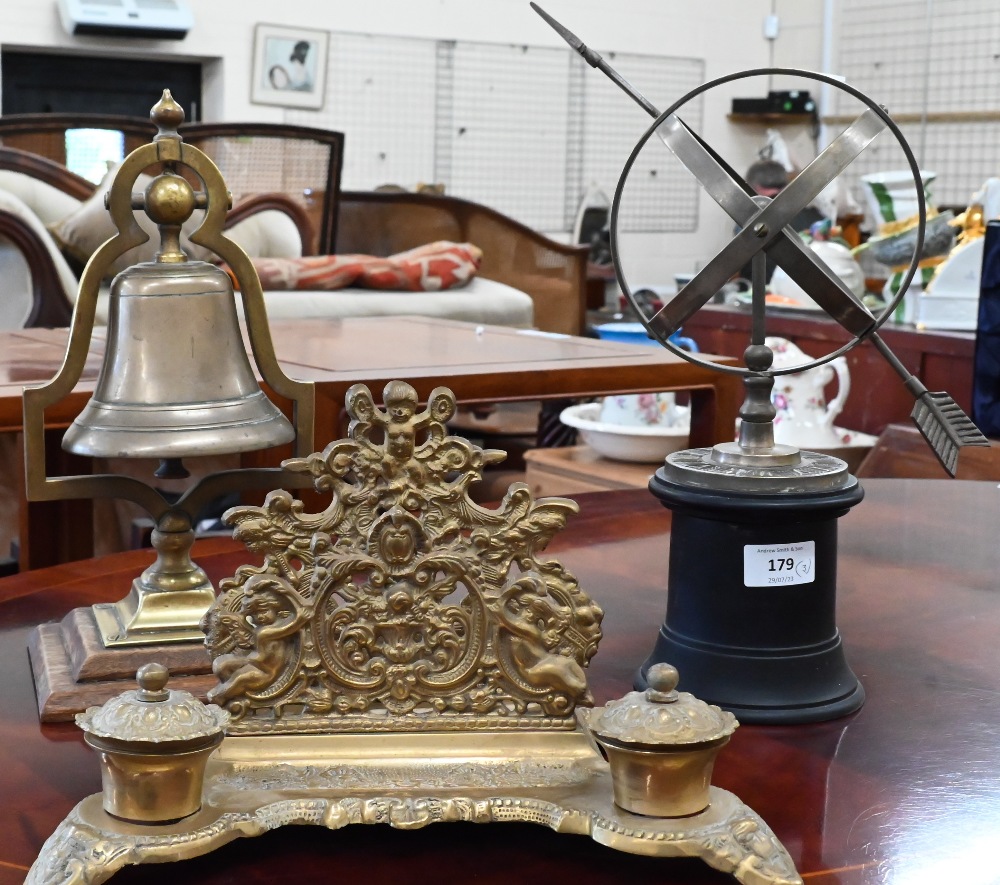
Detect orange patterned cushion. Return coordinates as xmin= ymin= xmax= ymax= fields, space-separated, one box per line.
xmin=231 ymin=241 xmax=482 ymax=291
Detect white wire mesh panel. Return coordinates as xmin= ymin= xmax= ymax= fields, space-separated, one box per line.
xmin=285 ymin=31 xmax=704 ymax=234
xmin=835 ymin=0 xmax=932 ymax=118
xmin=924 ymin=120 xmax=1000 ymax=205
xmin=447 ymin=41 xmax=570 ymax=231
xmin=924 ymin=0 xmax=1000 ymax=115
xmin=288 ymin=33 xmax=438 ymax=192
xmin=835 ymin=0 xmax=1000 ymax=210
xmin=576 ymin=52 xmax=704 ymax=233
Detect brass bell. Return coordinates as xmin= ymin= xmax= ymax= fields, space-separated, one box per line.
xmin=63 ymin=257 xmax=293 ymax=460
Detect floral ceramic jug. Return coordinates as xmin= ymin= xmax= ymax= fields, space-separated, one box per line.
xmin=766 ymin=336 xmax=850 ymax=449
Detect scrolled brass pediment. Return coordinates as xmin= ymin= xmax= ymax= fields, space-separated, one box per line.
xmin=203 ymin=381 xmax=604 ymax=734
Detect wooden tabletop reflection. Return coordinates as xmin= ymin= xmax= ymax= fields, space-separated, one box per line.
xmin=1 ymin=478 xmax=998 ymax=883
xmin=0 ymin=316 xmax=740 ymax=432
xmin=4 ymin=316 xmax=743 ymax=571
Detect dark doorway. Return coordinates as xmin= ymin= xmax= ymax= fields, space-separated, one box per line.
xmin=0 ymin=51 xmax=201 ymax=120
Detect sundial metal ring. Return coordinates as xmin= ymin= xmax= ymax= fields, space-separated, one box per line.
xmin=609 ymin=67 xmax=926 ymax=378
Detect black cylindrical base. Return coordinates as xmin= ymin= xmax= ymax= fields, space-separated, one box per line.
xmin=636 ymin=470 xmax=866 ymax=724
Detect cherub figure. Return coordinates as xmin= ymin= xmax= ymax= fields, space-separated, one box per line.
xmin=208 ymin=574 xmax=310 ymax=705
xmin=383 ymin=380 xmax=424 ymax=463
xmin=348 ymin=382 xmax=453 ymax=458
xmin=347 ymin=381 xmax=450 ymax=494
xmin=498 ymin=575 xmax=590 ymax=702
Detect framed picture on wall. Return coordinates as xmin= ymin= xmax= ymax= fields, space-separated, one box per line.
xmin=251 ymin=23 xmax=328 ymax=109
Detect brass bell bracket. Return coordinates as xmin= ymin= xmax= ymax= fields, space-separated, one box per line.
xmin=91 ymin=511 xmax=215 ymax=646
xmin=22 ymin=90 xmax=316 ymax=647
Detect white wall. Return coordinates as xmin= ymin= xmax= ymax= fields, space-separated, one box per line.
xmin=0 ymin=0 xmax=827 ymax=289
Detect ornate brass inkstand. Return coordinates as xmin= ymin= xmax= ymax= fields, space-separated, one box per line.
xmin=30 ymin=381 xmax=802 ymax=885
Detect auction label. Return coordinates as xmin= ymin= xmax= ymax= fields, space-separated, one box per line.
xmin=743 ymin=541 xmax=815 ymax=587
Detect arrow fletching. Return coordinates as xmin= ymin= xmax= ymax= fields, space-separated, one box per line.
xmin=911 ymin=391 xmax=989 ymax=476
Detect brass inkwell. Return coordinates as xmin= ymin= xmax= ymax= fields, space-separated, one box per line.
xmin=586 ymin=663 xmax=738 ymax=818
xmin=76 ymin=662 xmax=229 ymax=824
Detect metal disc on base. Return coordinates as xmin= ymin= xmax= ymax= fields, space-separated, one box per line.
xmin=636 ymin=447 xmax=865 ymax=724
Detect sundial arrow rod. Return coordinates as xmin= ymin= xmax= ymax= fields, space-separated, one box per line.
xmin=532 ymin=4 xmax=746 ymax=332
xmin=530 ymin=3 xmax=658 ymax=118
xmin=532 ymin=2 xmax=989 ymax=475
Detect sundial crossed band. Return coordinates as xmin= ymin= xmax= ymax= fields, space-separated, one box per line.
xmin=649 ymin=110 xmax=886 ymax=343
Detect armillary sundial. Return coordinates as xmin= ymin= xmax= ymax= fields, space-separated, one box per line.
xmin=533 ymin=4 xmax=988 ymax=723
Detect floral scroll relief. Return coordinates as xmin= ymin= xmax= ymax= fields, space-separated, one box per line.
xmin=203 ymin=381 xmax=603 ymax=734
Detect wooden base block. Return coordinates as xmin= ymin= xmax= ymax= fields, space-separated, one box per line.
xmin=524 ymin=445 xmax=653 ymax=497
xmin=27 ymin=606 xmax=216 ymax=722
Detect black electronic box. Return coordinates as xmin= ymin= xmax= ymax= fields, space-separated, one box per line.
xmin=731 ymin=90 xmax=815 ymax=116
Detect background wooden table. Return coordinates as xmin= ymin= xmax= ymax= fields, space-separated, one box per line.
xmin=1 ymin=479 xmax=998 ymax=883
xmin=0 ymin=317 xmax=742 ymax=439
xmin=523 ymin=444 xmax=654 ymax=496
xmin=1 ymin=316 xmax=741 ymax=570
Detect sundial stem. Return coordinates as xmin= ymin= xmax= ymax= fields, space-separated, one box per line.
xmin=743 ymin=253 xmax=775 ymax=452
xmin=750 ymin=252 xmax=767 ymax=347
xmin=738 ymin=345 xmax=777 ymax=452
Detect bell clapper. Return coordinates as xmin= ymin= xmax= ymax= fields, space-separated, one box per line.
xmin=154 ymin=458 xmax=190 ymax=480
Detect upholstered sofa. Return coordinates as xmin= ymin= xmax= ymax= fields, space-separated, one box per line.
xmin=0 ymin=115 xmax=587 ymax=336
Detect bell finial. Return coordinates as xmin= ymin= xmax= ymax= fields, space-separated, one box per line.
xmin=143 ymin=90 xmax=197 ymax=264
xmin=151 ymin=89 xmax=185 ymax=140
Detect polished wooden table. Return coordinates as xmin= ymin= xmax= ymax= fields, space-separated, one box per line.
xmin=1 ymin=317 xmax=740 ymax=569
xmin=2 ymin=479 xmax=998 ymax=884
xmin=0 ymin=317 xmax=740 ymax=437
